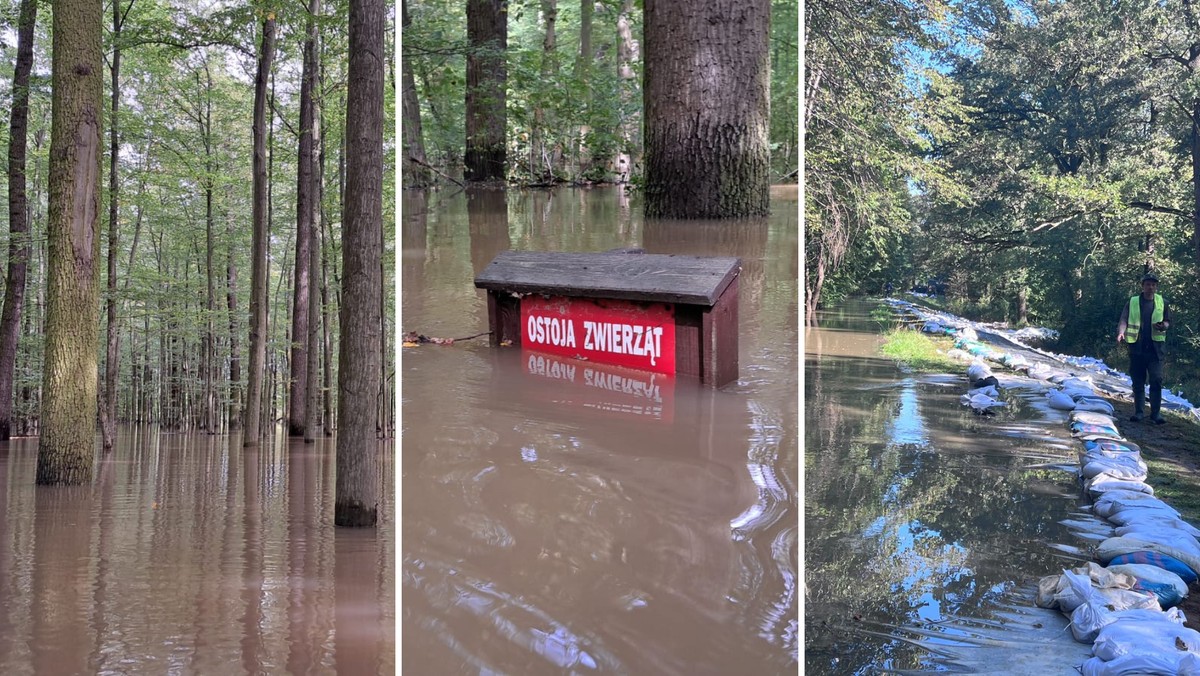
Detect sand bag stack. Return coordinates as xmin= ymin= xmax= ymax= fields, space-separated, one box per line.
xmin=1035 ymin=409 xmax=1200 ymax=674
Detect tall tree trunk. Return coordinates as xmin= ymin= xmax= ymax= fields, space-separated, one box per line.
xmin=643 ymin=0 xmax=770 ymax=218
xmin=401 ymin=0 xmax=432 ymax=187
xmin=38 ymin=0 xmax=103 ymax=484
xmin=244 ymin=15 xmax=276 ymax=445
xmin=289 ymin=0 xmax=318 ymax=437
xmin=305 ymin=78 xmax=322 ymax=444
xmin=615 ymin=0 xmax=638 ymax=183
xmin=464 ymin=0 xmax=507 ymax=181
xmin=0 ymin=0 xmax=37 ymax=440
xmin=100 ymin=0 xmax=128 ymax=452
xmin=226 ymin=189 xmax=241 ymax=430
xmin=337 ymin=0 xmax=384 ymax=527
xmin=202 ymin=63 xmax=216 ymax=434
xmin=575 ymin=0 xmax=593 ymax=176
xmin=531 ymin=0 xmax=557 ymax=181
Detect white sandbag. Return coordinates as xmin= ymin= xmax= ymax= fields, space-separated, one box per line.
xmin=960 ymin=393 xmax=1005 ymax=411
xmin=1081 ymin=457 xmax=1148 ymax=482
xmin=1071 ymin=410 xmax=1117 ymax=427
xmin=1069 ymin=588 xmax=1162 ymax=643
xmin=1062 ymin=385 xmax=1096 ymax=400
xmin=1086 ymin=475 xmax=1154 ymax=497
xmin=1047 ymin=389 xmax=1076 ymax=410
xmin=1107 ymin=501 xmax=1183 ymax=523
xmin=959 ymin=326 xmax=978 ymax=341
xmin=1091 ymin=612 xmax=1200 ymax=661
xmin=967 ymin=385 xmax=999 ymax=398
xmin=1062 ymin=377 xmax=1094 ymax=391
xmin=1114 ymin=515 xmax=1200 ymax=539
xmin=966 ymin=361 xmax=992 ymax=382
xmin=1111 ymin=526 xmax=1200 ymax=558
xmin=1107 ymin=563 xmax=1189 ymax=601
xmin=1093 ymin=491 xmax=1170 ymax=518
xmin=1074 ymin=398 xmax=1116 ymax=414
xmin=1082 ymin=651 xmax=1200 ymax=676
xmin=1097 ymin=536 xmax=1200 ymax=577
xmin=945 ymin=348 xmax=971 ymax=362
xmin=1035 ymin=563 xmax=1139 ymax=612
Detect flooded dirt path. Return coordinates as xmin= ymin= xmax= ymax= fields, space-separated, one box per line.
xmin=805 ymin=300 xmax=1095 ymax=674
xmin=0 ymin=429 xmax=395 ymax=674
xmin=401 ymin=186 xmax=798 ymax=674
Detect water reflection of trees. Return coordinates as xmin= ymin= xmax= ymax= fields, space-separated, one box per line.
xmin=806 ymin=318 xmax=1082 ymax=671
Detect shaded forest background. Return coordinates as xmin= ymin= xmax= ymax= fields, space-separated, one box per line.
xmin=807 ymin=0 xmax=1200 ymax=400
xmin=401 ymin=0 xmax=799 ymax=187
xmin=0 ymin=0 xmax=396 ymax=438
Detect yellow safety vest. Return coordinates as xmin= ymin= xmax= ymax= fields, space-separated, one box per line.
xmin=1126 ymin=293 xmax=1165 ymax=343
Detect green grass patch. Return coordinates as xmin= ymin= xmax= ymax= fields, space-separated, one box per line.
xmin=880 ymin=328 xmax=959 ymax=372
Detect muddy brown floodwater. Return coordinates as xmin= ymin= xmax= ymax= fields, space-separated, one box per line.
xmin=401 ymin=186 xmax=799 ymax=674
xmin=0 ymin=429 xmax=394 ymax=674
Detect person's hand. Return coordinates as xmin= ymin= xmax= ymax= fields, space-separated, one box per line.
xmin=1117 ymin=332 xmax=1125 ymax=343
xmin=1154 ymin=321 xmax=1167 ymax=331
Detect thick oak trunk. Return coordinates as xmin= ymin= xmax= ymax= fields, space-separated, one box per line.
xmin=38 ymin=0 xmax=103 ymax=484
xmin=464 ymin=0 xmax=507 ymax=181
xmin=643 ymin=0 xmax=770 ymax=218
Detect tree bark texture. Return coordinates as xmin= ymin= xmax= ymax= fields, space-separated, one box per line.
xmin=0 ymin=0 xmax=37 ymax=441
xmin=289 ymin=0 xmax=318 ymax=437
xmin=38 ymin=0 xmax=103 ymax=484
xmin=336 ymin=0 xmax=384 ymax=527
xmin=465 ymin=0 xmax=507 ymax=181
xmin=101 ymin=0 xmax=126 ymax=451
xmin=305 ymin=7 xmax=323 ymax=444
xmin=226 ymin=187 xmax=241 ymax=430
xmin=244 ymin=15 xmax=275 ymax=445
xmin=401 ymin=0 xmax=432 ymax=187
xmin=643 ymin=0 xmax=770 ymax=218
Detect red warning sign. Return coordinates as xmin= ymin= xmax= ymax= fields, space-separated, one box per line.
xmin=520 ymin=296 xmax=676 ymax=375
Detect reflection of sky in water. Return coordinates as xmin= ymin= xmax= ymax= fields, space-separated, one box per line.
xmin=862 ymin=516 xmax=972 ymax=625
xmin=886 ymin=379 xmax=928 ymax=447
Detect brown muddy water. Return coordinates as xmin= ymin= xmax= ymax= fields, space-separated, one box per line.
xmin=401 ymin=186 xmax=799 ymax=674
xmin=805 ymin=300 xmax=1097 ymax=674
xmin=0 ymin=428 xmax=394 ymax=675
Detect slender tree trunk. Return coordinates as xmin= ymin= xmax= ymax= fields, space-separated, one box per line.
xmin=226 ymin=191 xmax=241 ymax=430
xmin=643 ymin=0 xmax=770 ymax=218
xmin=101 ymin=0 xmax=130 ymax=452
xmin=401 ymin=0 xmax=432 ymax=187
xmin=289 ymin=0 xmax=318 ymax=437
xmin=464 ymin=0 xmax=507 ymax=181
xmin=615 ymin=0 xmax=638 ymax=183
xmin=0 ymin=0 xmax=37 ymax=440
xmin=337 ymin=0 xmax=384 ymax=527
xmin=574 ymin=0 xmax=593 ymax=176
xmin=244 ymin=15 xmax=276 ymax=445
xmin=203 ymin=63 xmax=216 ymax=434
xmin=531 ymin=0 xmax=557 ymax=181
xmin=305 ymin=60 xmax=323 ymax=444
xmin=38 ymin=0 xmax=103 ymax=484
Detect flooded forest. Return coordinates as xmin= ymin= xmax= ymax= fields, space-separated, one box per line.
xmin=0 ymin=0 xmax=394 ymax=673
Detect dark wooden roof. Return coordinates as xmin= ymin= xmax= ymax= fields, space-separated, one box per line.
xmin=474 ymin=251 xmax=741 ymax=306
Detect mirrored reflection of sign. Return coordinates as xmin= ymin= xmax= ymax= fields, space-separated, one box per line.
xmin=524 ymin=352 xmax=675 ymax=422
xmin=520 ymin=296 xmax=676 ymax=375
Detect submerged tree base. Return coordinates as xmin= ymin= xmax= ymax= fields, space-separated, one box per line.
xmin=335 ymin=500 xmax=377 ymax=527
xmin=35 ymin=452 xmax=93 ymax=485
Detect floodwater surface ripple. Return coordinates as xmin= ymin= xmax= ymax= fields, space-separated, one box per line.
xmin=0 ymin=430 xmax=395 ymax=674
xmin=805 ymin=300 xmax=1096 ymax=674
xmin=401 ymin=186 xmax=799 ymax=674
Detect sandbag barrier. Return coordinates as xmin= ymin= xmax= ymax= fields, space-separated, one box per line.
xmin=885 ymin=296 xmax=1200 ymax=422
xmin=884 ymin=298 xmax=1200 ymax=673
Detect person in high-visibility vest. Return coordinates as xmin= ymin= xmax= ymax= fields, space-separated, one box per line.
xmin=1116 ymin=272 xmax=1171 ymax=424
